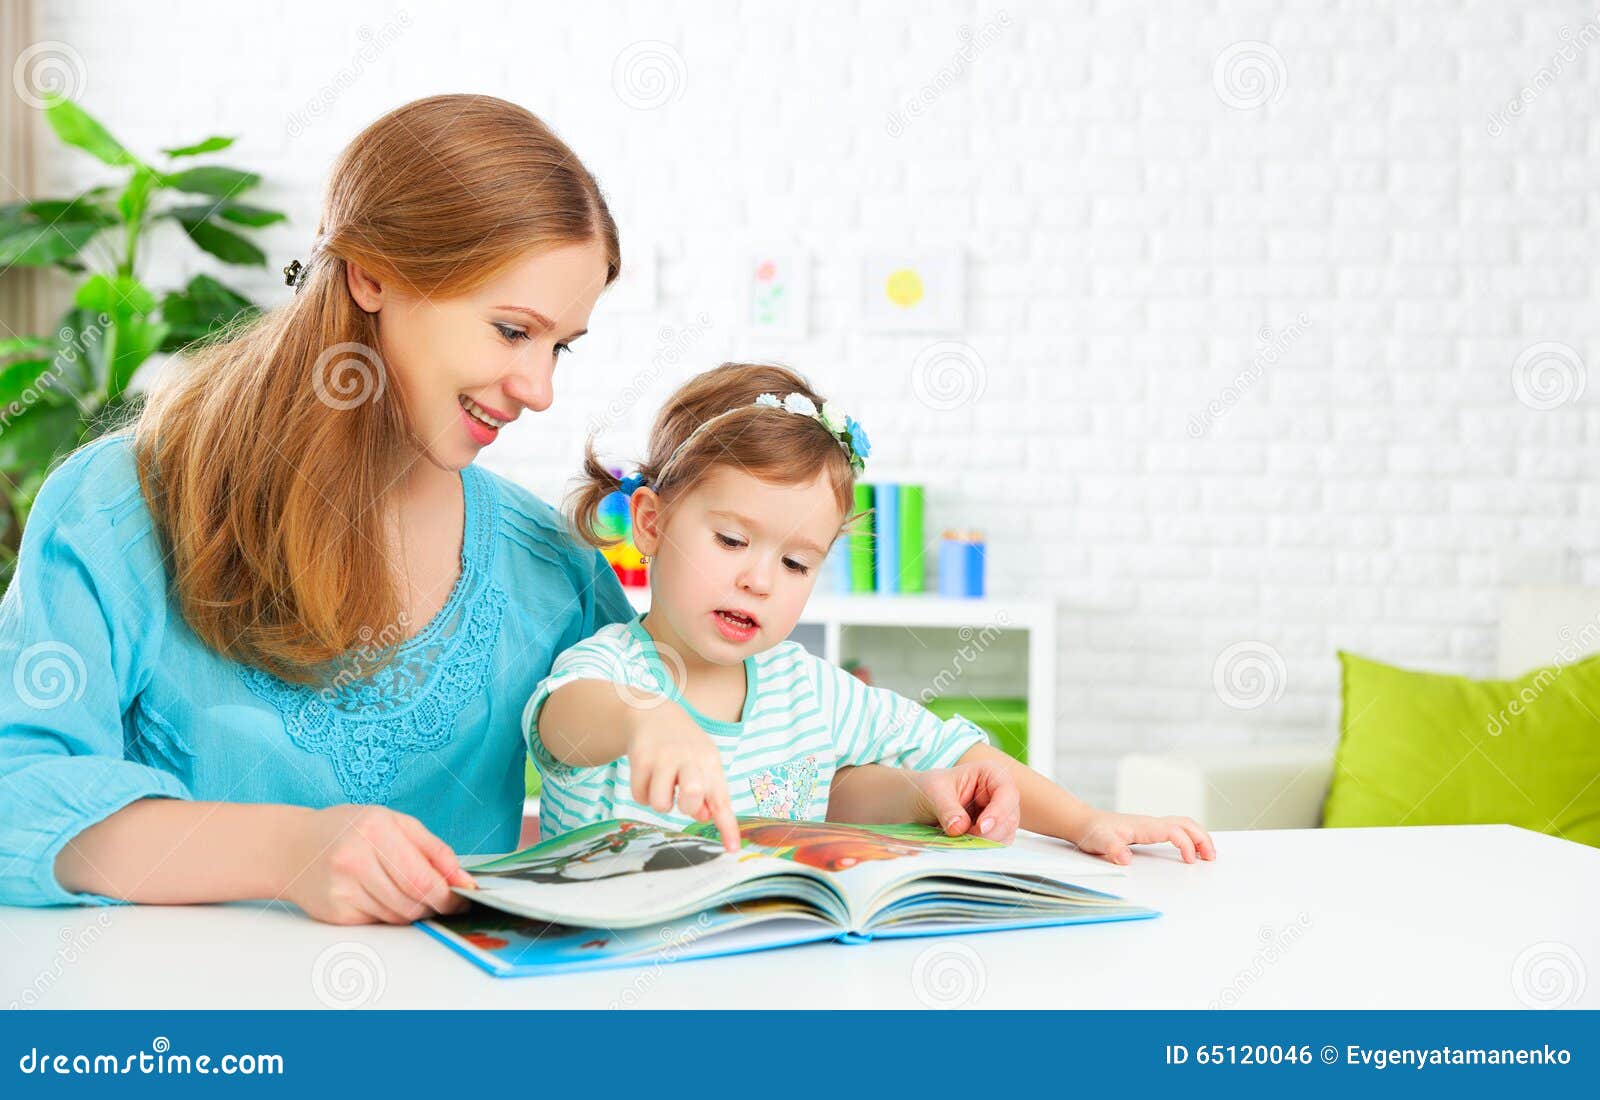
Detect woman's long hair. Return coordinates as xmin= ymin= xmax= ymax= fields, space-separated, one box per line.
xmin=134 ymin=94 xmax=620 ymax=683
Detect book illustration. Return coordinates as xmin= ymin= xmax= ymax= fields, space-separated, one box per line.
xmin=425 ymin=816 xmax=1159 ymax=977
xmin=476 ymin=820 xmax=725 ymax=885
xmin=684 ymin=816 xmax=1001 ymax=871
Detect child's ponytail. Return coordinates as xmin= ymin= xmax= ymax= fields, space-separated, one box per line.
xmin=568 ymin=437 xmax=632 ymax=549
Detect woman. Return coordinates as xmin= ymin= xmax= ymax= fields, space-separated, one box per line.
xmin=0 ymin=94 xmax=1012 ymax=924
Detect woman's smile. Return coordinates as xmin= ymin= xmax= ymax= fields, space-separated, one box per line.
xmin=459 ymin=393 xmax=514 ymax=445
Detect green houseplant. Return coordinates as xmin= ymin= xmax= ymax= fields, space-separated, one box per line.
xmin=0 ymin=94 xmax=286 ymax=589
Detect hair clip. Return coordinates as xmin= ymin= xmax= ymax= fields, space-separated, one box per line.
xmin=283 ymin=259 xmax=307 ymax=291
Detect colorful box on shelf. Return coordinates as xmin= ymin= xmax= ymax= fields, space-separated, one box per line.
xmin=923 ymin=695 xmax=1027 ymax=763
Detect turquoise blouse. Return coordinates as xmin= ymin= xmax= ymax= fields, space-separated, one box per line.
xmin=0 ymin=434 xmax=634 ymax=907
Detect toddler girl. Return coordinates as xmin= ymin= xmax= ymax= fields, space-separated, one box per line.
xmin=523 ymin=363 xmax=1215 ymax=865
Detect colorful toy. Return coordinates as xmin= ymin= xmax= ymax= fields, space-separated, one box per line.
xmin=598 ymin=467 xmax=649 ymax=588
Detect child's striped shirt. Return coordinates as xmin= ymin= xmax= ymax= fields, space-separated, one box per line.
xmin=523 ymin=617 xmax=988 ymax=838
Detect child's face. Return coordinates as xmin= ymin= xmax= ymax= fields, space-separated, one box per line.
xmin=633 ymin=465 xmax=843 ymax=665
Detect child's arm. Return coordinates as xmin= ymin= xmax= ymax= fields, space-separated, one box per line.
xmin=955 ymin=743 xmax=1216 ymax=864
xmin=535 ymin=681 xmax=741 ymax=851
xmin=829 ymin=761 xmax=1021 ymax=839
xmin=809 ymin=654 xmax=1215 ymax=865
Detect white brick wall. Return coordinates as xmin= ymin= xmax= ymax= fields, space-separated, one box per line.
xmin=28 ymin=0 xmax=1600 ymax=806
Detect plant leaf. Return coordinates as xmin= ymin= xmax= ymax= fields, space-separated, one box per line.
xmin=161 ymin=135 xmax=235 ymax=158
xmin=0 ymin=219 xmax=102 ymax=267
xmin=172 ymin=210 xmax=265 ymax=266
xmin=162 ymin=165 xmax=260 ymax=198
xmin=3 ymin=198 xmax=116 ymax=227
xmin=0 ymin=337 xmax=54 ymax=362
xmin=0 ymin=358 xmax=69 ymax=410
xmin=74 ymin=273 xmax=157 ymax=316
xmin=106 ymin=317 xmax=168 ymax=402
xmin=167 ymin=201 xmax=285 ymax=228
xmin=159 ymin=274 xmax=257 ymax=352
xmin=117 ymin=166 xmax=160 ymax=226
xmin=0 ymin=400 xmax=81 ymax=472
xmin=42 ymin=94 xmax=135 ymax=167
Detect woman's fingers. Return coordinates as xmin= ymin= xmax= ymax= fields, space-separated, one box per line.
xmin=1167 ymin=824 xmax=1197 ymax=863
xmin=394 ymin=813 xmax=476 ymax=892
xmin=352 ymin=871 xmax=417 ymax=924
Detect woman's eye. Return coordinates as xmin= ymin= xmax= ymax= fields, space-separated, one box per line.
xmin=714 ymin=533 xmax=744 ymax=549
xmin=493 ymin=323 xmax=530 ymax=343
xmin=554 ymin=342 xmax=573 ymax=358
xmin=783 ymin=558 xmax=811 ymax=576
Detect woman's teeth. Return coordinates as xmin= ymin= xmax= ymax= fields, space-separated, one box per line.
xmin=460 ymin=395 xmax=508 ymax=429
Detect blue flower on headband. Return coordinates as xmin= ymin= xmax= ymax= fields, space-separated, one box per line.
xmin=619 ymin=473 xmax=647 ymax=497
xmin=845 ymin=417 xmax=871 ymax=463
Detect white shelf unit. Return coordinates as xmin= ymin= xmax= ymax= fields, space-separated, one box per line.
xmin=622 ymin=588 xmax=1056 ymax=779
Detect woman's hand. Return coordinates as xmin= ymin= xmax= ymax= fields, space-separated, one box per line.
xmin=282 ymin=806 xmax=478 ymax=925
xmin=911 ymin=759 xmax=1023 ymax=843
xmin=625 ymin=706 xmax=741 ymax=851
xmin=1069 ymin=810 xmax=1216 ymax=865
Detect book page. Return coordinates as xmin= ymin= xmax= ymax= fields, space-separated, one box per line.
xmin=461 ymin=818 xmax=1125 ymax=932
xmin=459 ymin=819 xmax=845 ymax=928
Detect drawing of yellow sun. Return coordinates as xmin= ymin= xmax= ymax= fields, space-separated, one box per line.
xmin=885 ymin=267 xmax=924 ymax=308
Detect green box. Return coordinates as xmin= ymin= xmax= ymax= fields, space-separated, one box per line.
xmin=923 ymin=695 xmax=1028 ymax=764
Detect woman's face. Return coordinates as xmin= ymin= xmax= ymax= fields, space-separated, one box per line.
xmin=351 ymin=240 xmax=610 ymax=470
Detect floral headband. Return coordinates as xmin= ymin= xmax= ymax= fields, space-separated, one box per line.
xmin=621 ymin=392 xmax=870 ymax=497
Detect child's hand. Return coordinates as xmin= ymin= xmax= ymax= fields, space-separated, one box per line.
xmin=283 ymin=805 xmax=478 ymax=925
xmin=1070 ymin=810 xmax=1216 ymax=865
xmin=626 ymin=706 xmax=741 ymax=852
xmin=912 ymin=759 xmax=1022 ymax=843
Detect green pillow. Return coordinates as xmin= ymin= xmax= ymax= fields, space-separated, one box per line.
xmin=1324 ymin=650 xmax=1600 ymax=847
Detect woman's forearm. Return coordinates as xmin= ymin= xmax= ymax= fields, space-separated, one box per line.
xmin=957 ymin=743 xmax=1098 ymax=841
xmin=54 ymin=798 xmax=313 ymax=904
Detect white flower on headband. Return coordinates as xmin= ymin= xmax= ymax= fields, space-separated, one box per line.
xmin=783 ymin=393 xmax=818 ymax=418
xmin=755 ymin=393 xmax=781 ymax=409
xmin=820 ymin=401 xmax=847 ymax=434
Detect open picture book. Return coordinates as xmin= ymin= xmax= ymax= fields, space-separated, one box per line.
xmin=419 ymin=817 xmax=1160 ymax=978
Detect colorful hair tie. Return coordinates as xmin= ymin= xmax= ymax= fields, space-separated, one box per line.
xmin=619 ymin=472 xmax=648 ymax=497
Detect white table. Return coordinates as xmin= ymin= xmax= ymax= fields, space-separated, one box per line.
xmin=3 ymin=824 xmax=1594 ymax=1010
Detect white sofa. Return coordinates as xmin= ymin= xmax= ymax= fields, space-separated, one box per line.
xmin=1113 ymin=586 xmax=1600 ymax=830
